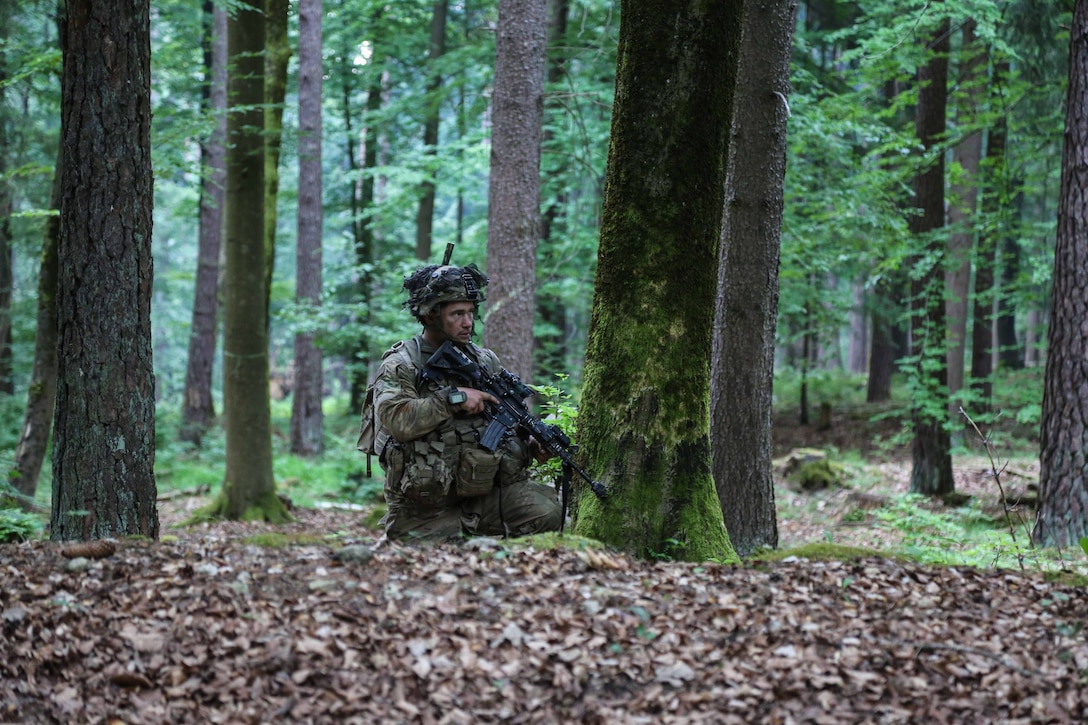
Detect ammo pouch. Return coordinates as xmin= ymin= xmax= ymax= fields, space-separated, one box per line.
xmin=456 ymin=447 xmax=501 ymax=497
xmin=399 ymin=439 xmax=453 ymax=507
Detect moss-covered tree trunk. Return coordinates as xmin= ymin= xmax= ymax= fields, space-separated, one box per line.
xmin=263 ymin=0 xmax=290 ymax=319
xmin=573 ymin=0 xmax=742 ymax=564
xmin=52 ymin=0 xmax=159 ymax=540
xmin=209 ymin=0 xmax=289 ymax=523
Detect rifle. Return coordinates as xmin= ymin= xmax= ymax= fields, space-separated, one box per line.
xmin=421 ymin=340 xmax=608 ymax=502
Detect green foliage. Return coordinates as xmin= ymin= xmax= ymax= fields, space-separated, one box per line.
xmin=870 ymin=493 xmax=1048 ymax=569
xmin=0 ymin=508 xmax=44 ymax=543
xmin=746 ymin=542 xmax=898 ymax=564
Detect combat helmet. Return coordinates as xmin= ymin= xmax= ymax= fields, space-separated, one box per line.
xmin=403 ymin=262 xmax=489 ymax=322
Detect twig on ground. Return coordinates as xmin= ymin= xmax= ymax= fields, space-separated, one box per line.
xmin=959 ymin=407 xmax=1043 ymax=572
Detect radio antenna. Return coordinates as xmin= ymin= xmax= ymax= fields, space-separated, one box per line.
xmin=441 ymin=243 xmax=454 ymax=266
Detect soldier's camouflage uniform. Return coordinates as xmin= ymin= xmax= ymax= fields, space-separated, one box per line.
xmin=374 ymin=334 xmax=562 ymax=540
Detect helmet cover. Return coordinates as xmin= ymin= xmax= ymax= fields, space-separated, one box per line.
xmin=403 ymin=263 xmax=489 ymax=321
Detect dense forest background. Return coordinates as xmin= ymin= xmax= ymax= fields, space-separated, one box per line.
xmin=0 ymin=0 xmax=1078 ymax=546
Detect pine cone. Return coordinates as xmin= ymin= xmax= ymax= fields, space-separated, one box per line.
xmin=60 ymin=539 xmax=118 ymax=559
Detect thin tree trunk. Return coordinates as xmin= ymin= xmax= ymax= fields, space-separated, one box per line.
xmin=263 ymin=0 xmax=290 ymax=319
xmin=536 ymin=0 xmax=571 ymax=382
xmin=483 ymin=0 xmax=547 ymax=378
xmin=969 ymin=63 xmax=1009 ymax=411
xmin=867 ymin=275 xmax=905 ymax=403
xmin=908 ymin=16 xmax=954 ymax=497
xmin=996 ymin=207 xmax=1024 ymax=370
xmin=290 ymin=0 xmax=324 ymax=456
xmin=415 ymin=0 xmax=447 ymax=262
xmin=180 ymin=0 xmax=227 ymax=446
xmin=9 ymin=144 xmax=61 ymax=504
xmin=846 ymin=278 xmax=868 ymax=374
xmin=0 ymin=10 xmax=12 ymax=396
xmin=212 ymin=0 xmax=289 ymax=523
xmin=945 ymin=19 xmax=983 ymax=421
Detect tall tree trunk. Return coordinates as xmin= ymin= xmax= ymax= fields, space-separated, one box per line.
xmin=945 ymin=19 xmax=983 ymax=422
xmin=9 ymin=144 xmax=61 ymax=504
xmin=866 ymin=274 xmax=906 ymax=402
xmin=908 ymin=16 xmax=954 ymax=497
xmin=969 ymin=70 xmax=1009 ymax=413
xmin=0 ymin=4 xmax=13 ymax=396
xmin=290 ymin=0 xmax=325 ymax=456
xmin=415 ymin=0 xmax=447 ymax=262
xmin=52 ymin=0 xmax=158 ymax=540
xmin=211 ymin=0 xmax=289 ymax=523
xmin=339 ymin=0 xmax=377 ymax=412
xmin=846 ymin=278 xmax=868 ymax=375
xmin=574 ymin=0 xmax=741 ymax=564
xmin=180 ymin=0 xmax=227 ymax=446
xmin=483 ymin=0 xmax=547 ymax=378
xmin=535 ymin=0 xmax=571 ymax=382
xmin=1033 ymin=0 xmax=1088 ymax=548
xmin=996 ymin=229 xmax=1023 ymax=369
xmin=263 ymin=0 xmax=290 ymax=319
xmin=712 ymin=0 xmax=794 ymax=557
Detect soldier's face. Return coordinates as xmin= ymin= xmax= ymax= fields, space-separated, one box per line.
xmin=438 ymin=301 xmax=475 ymax=344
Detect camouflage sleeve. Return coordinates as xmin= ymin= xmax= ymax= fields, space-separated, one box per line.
xmin=374 ymin=352 xmax=454 ymax=443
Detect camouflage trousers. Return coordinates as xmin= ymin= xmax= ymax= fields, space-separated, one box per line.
xmin=382 ymin=479 xmax=563 ymax=540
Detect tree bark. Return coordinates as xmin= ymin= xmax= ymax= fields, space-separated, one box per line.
xmin=945 ymin=19 xmax=983 ymax=420
xmin=52 ymin=0 xmax=158 ymax=540
xmin=866 ymin=275 xmax=906 ymax=403
xmin=846 ymin=279 xmax=868 ymax=375
xmin=969 ymin=59 xmax=1012 ymax=411
xmin=180 ymin=0 xmax=227 ymax=446
xmin=483 ymin=0 xmax=547 ymax=380
xmin=210 ymin=0 xmax=289 ymax=523
xmin=1033 ymin=0 xmax=1088 ymax=548
xmin=908 ymin=16 xmax=954 ymax=497
xmin=9 ymin=145 xmax=61 ymax=503
xmin=290 ymin=0 xmax=325 ymax=456
xmin=996 ymin=231 xmax=1023 ymax=369
xmin=0 ymin=10 xmax=12 ymax=396
xmin=574 ymin=0 xmax=741 ymax=564
xmin=263 ymin=0 xmax=290 ymax=319
xmin=712 ymin=0 xmax=794 ymax=556
xmin=415 ymin=0 xmax=447 ymax=262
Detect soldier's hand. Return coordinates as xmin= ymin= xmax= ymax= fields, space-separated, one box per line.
xmin=458 ymin=387 xmax=497 ymax=415
xmin=528 ymin=436 xmax=555 ymax=465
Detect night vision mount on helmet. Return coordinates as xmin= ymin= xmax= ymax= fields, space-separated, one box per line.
xmin=403 ymin=245 xmax=489 ymax=321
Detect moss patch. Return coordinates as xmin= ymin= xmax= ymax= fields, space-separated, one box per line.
xmin=746 ymin=542 xmax=904 ymax=564
xmin=505 ymin=532 xmax=608 ymax=552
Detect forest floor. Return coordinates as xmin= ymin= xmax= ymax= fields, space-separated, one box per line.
xmin=2 ymin=407 xmax=1086 ymax=724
